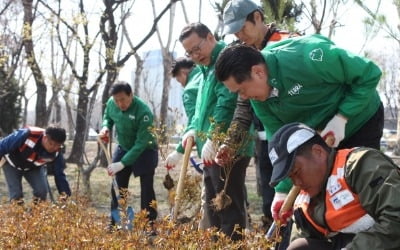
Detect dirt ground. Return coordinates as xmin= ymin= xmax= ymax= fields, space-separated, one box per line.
xmin=0 ymin=141 xmax=264 ymax=227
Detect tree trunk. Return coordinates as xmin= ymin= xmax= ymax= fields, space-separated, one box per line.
xmin=159 ymin=48 xmax=173 ymax=143
xmin=133 ymin=53 xmax=144 ymax=96
xmin=68 ymin=88 xmax=89 ymax=163
xmin=22 ymin=0 xmax=48 ymax=127
xmin=65 ymin=101 xmax=75 ymax=140
xmin=77 ymin=163 xmax=91 ymax=198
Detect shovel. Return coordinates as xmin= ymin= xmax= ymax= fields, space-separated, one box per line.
xmin=171 ymin=136 xmax=194 ymax=221
xmin=98 ymin=137 xmax=134 ymax=231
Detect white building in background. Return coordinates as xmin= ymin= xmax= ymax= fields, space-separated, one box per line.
xmin=131 ymin=49 xmax=187 ymax=132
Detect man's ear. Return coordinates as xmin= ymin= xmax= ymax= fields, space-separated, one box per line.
xmin=254 ymin=11 xmax=263 ymax=23
xmin=311 ymin=144 xmax=327 ymax=161
xmin=251 ymin=64 xmax=266 ymax=80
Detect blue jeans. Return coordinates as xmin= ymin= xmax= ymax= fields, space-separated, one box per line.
xmin=2 ymin=162 xmax=47 ymax=201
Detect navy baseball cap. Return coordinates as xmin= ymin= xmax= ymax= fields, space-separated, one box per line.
xmin=268 ymin=123 xmax=317 ymax=187
xmin=223 ymin=0 xmax=260 ymax=35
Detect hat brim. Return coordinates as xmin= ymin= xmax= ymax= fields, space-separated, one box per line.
xmin=223 ymin=18 xmax=246 ymax=35
xmin=269 ymin=151 xmax=296 ymax=187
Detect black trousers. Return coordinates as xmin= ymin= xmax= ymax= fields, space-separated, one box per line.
xmin=338 ymin=102 xmax=384 ymax=150
xmin=288 ymin=233 xmax=354 ymax=250
xmin=254 ymin=137 xmax=275 ymax=219
xmin=110 ymin=147 xmax=158 ymax=223
xmin=203 ymin=156 xmax=250 ymax=241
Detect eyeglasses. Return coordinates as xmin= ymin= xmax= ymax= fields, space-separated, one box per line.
xmin=185 ymin=39 xmax=206 ymax=57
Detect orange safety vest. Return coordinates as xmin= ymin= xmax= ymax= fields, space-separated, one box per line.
xmin=294 ymin=149 xmax=375 ymax=236
xmin=6 ymin=126 xmax=59 ymax=171
xmin=265 ymin=30 xmax=301 ymax=47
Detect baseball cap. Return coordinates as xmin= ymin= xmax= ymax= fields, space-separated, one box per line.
xmin=223 ymin=0 xmax=260 ymax=35
xmin=268 ymin=123 xmax=317 ymax=187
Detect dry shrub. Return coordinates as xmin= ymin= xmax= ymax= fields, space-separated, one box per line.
xmin=166 ymin=173 xmax=202 ymax=221
xmin=199 ymin=120 xmax=252 ymax=212
xmin=0 ymin=197 xmax=277 ymax=249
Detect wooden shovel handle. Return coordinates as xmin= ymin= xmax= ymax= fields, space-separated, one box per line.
xmin=172 ymin=136 xmax=194 ymax=221
xmin=97 ymin=137 xmax=112 ymax=164
xmin=97 ymin=137 xmax=120 ymax=197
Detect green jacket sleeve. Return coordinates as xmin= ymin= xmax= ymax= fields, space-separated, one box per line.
xmin=207 ymin=79 xmax=237 ymax=137
xmin=345 ymin=149 xmax=400 ymax=250
xmin=274 ymin=177 xmax=293 ymax=193
xmin=120 ymin=112 xmax=156 ymax=166
xmin=101 ymin=98 xmax=114 ymax=129
xmin=176 ymin=84 xmax=199 ymax=154
xmin=176 ymin=103 xmax=198 ymax=154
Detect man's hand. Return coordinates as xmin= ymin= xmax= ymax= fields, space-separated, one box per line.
xmin=271 ymin=192 xmax=292 ymax=226
xmin=107 ymin=162 xmax=124 ymax=176
xmin=181 ymin=130 xmax=196 ymax=148
xmin=165 ymin=151 xmax=183 ymax=170
xmin=59 ymin=192 xmax=69 ymax=202
xmin=215 ymin=144 xmax=234 ymax=166
xmin=98 ymin=127 xmax=110 ymax=144
xmin=201 ymin=139 xmax=216 ymax=166
xmin=321 ymin=114 xmax=347 ymax=147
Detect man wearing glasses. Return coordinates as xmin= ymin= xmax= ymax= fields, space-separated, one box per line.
xmin=0 ymin=124 xmax=71 ymax=204
xmin=178 ymin=22 xmax=254 ymax=241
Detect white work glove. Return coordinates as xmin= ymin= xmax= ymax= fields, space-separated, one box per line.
xmin=165 ymin=151 xmax=183 ymax=170
xmin=201 ymin=139 xmax=216 ymax=166
xmin=215 ymin=144 xmax=234 ymax=167
xmin=181 ymin=129 xmax=196 ymax=148
xmin=107 ymin=162 xmax=124 ymax=176
xmin=271 ymin=192 xmax=292 ymax=226
xmin=321 ymin=114 xmax=348 ymax=147
xmin=98 ymin=127 xmax=110 ymax=144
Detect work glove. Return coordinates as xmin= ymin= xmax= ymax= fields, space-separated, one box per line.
xmin=215 ymin=144 xmax=234 ymax=167
xmin=165 ymin=151 xmax=183 ymax=170
xmin=107 ymin=162 xmax=124 ymax=176
xmin=271 ymin=192 xmax=292 ymax=226
xmin=98 ymin=127 xmax=110 ymax=144
xmin=181 ymin=129 xmax=196 ymax=148
xmin=321 ymin=114 xmax=347 ymax=147
xmin=201 ymin=139 xmax=216 ymax=166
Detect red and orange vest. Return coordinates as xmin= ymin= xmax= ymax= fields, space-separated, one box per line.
xmin=6 ymin=127 xmax=59 ymax=171
xmin=294 ymin=149 xmax=375 ymax=236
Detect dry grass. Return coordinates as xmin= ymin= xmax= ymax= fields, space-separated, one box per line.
xmin=0 ymin=141 xmax=270 ymax=248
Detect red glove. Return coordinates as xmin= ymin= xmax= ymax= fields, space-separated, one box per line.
xmin=164 ymin=151 xmax=183 ymax=170
xmin=271 ymin=193 xmax=292 ymax=226
xmin=201 ymin=139 xmax=216 ymax=166
xmin=98 ymin=127 xmax=110 ymax=144
xmin=215 ymin=144 xmax=233 ymax=167
xmin=321 ymin=114 xmax=347 ymax=147
xmin=181 ymin=129 xmax=195 ymax=148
